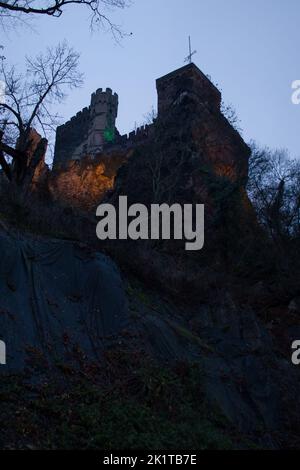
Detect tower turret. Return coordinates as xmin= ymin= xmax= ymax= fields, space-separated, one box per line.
xmin=53 ymin=88 xmax=118 ymax=167
xmin=87 ymin=88 xmax=118 ymax=154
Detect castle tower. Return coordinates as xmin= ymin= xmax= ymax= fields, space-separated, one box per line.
xmin=156 ymin=63 xmax=221 ymax=116
xmin=86 ymin=87 xmax=118 ymax=155
xmin=53 ymin=88 xmax=118 ymax=167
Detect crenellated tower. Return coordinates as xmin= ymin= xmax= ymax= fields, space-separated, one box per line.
xmin=86 ymin=87 xmax=118 ymax=155
xmin=53 ymin=88 xmax=118 ymax=167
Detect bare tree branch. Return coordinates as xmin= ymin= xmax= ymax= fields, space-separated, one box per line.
xmin=0 ymin=41 xmax=83 ymax=184
xmin=0 ymin=1 xmax=129 ymax=37
xmin=248 ymin=142 xmax=300 ymax=239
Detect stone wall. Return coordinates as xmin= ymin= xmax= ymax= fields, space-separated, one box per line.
xmin=54 ymin=107 xmax=90 ymax=168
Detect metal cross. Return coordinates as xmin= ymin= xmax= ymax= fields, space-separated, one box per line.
xmin=184 ymin=36 xmax=197 ymax=64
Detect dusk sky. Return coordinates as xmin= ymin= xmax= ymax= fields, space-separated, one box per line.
xmin=2 ymin=0 xmax=299 ymax=159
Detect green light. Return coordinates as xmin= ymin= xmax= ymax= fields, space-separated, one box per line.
xmin=104 ymin=127 xmax=115 ymax=143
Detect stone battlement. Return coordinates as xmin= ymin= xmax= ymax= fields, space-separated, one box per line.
xmin=104 ymin=123 xmax=154 ymax=152
xmin=64 ymin=106 xmax=89 ymax=127
xmin=91 ymin=87 xmax=118 ymax=103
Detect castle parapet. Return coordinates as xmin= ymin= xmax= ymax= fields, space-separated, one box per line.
xmin=104 ymin=123 xmax=154 ymax=152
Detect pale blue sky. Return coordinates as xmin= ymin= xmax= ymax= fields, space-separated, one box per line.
xmin=1 ymin=0 xmax=299 ymax=158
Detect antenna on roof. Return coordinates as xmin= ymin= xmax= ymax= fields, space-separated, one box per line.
xmin=184 ymin=36 xmax=197 ymax=64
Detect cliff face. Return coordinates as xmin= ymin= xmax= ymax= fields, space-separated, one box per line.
xmin=47 ymin=151 xmax=131 ymax=211
xmin=1 ymin=221 xmax=300 ymax=449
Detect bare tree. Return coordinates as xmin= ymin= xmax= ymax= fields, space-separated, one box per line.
xmin=142 ymin=106 xmax=157 ymax=126
xmin=247 ymin=142 xmax=300 ymax=240
xmin=221 ymin=101 xmax=242 ymax=134
xmin=0 ymin=0 xmax=129 ymax=37
xmin=0 ymin=41 xmax=83 ymax=185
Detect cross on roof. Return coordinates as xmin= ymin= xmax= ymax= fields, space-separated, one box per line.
xmin=184 ymin=36 xmax=197 ymax=64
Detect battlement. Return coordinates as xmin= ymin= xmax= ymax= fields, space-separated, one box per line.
xmin=91 ymin=87 xmax=118 ymax=107
xmin=104 ymin=123 xmax=154 ymax=152
xmin=60 ymin=106 xmax=90 ymax=129
xmin=91 ymin=87 xmax=118 ymax=97
xmin=121 ymin=123 xmax=153 ymax=144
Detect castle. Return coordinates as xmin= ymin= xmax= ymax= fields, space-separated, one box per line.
xmin=50 ymin=62 xmax=250 ymax=212
xmin=53 ymin=63 xmax=222 ymax=168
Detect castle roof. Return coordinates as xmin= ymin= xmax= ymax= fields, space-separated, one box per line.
xmin=156 ymin=62 xmax=219 ymax=95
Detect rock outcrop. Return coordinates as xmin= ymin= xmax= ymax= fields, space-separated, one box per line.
xmin=0 ymin=225 xmax=129 ymax=370
xmin=48 ymin=151 xmax=131 ymax=211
